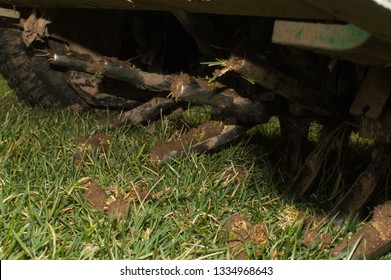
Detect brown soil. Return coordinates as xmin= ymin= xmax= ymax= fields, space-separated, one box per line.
xmin=83 ymin=179 xmax=108 ymax=211
xmin=75 ymin=133 xmax=111 ymax=149
xmin=74 ymin=133 xmax=111 ymax=164
xmin=107 ymin=199 xmax=130 ymax=219
xmin=223 ymin=168 xmax=246 ymax=184
xmin=297 ymin=211 xmax=332 ymax=249
xmin=249 ymin=224 xmax=268 ymax=245
xmin=125 ymin=187 xmax=151 ymax=202
xmin=170 ymin=73 xmax=191 ymax=98
xmin=223 ymin=215 xmax=267 ymax=260
xmin=225 ymin=215 xmax=251 ymax=239
xmin=331 ymin=200 xmax=391 ymax=259
xmin=106 ymin=186 xmax=151 ymax=219
xmin=296 ymin=211 xmax=327 ymax=227
xmin=301 ymin=230 xmax=332 ymax=249
xmin=80 ymin=178 xmax=152 ymax=220
xmin=150 ymin=120 xmax=223 ymax=164
xmin=73 ymin=132 xmax=156 ymax=220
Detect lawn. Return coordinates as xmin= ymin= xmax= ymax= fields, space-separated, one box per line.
xmin=0 ymin=75 xmax=389 ymax=260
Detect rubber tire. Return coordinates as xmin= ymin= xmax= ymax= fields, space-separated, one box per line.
xmin=0 ymin=24 xmax=90 ymax=109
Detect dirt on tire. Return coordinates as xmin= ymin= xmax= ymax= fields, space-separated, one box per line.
xmin=0 ymin=23 xmax=89 ymax=110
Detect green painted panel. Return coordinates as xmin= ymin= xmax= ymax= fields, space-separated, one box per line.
xmin=273 ymin=21 xmax=371 ymax=51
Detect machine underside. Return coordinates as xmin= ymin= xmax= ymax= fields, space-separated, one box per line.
xmin=1 ymin=0 xmax=391 ymax=258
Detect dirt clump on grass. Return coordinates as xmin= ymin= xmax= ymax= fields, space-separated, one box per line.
xmin=331 ymin=200 xmax=391 ymax=259
xmin=73 ymin=133 xmax=155 ymax=220
xmin=107 ymin=199 xmax=130 ymax=219
xmin=249 ymin=224 xmax=268 ymax=245
xmin=301 ymin=230 xmax=332 ymax=249
xmin=297 ymin=202 xmax=391 ymax=259
xmin=106 ymin=186 xmax=151 ymax=219
xmin=74 ymin=133 xmax=111 ymax=164
xmin=83 ymin=179 xmax=108 ymax=211
xmin=297 ymin=211 xmax=332 ymax=249
xmin=150 ymin=121 xmax=223 ymax=164
xmin=223 ymin=215 xmax=267 ymax=260
xmin=222 ymin=168 xmax=247 ymax=184
xmin=80 ymin=178 xmax=153 ymax=220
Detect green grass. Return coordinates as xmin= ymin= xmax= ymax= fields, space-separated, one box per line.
xmin=0 ymin=76 xmax=390 ymax=260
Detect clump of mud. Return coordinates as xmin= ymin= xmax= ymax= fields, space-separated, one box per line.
xmin=150 ymin=120 xmax=223 ymax=164
xmin=331 ymin=201 xmax=391 ymax=259
xmin=223 ymin=215 xmax=268 ymax=260
xmin=83 ymin=179 xmax=108 ymax=211
xmin=79 ymin=178 xmax=153 ymax=219
xmin=298 ymin=212 xmax=332 ymax=249
xmin=74 ymin=133 xmax=111 ymax=164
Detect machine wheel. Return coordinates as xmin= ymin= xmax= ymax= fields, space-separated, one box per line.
xmin=0 ymin=24 xmax=89 ymax=109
